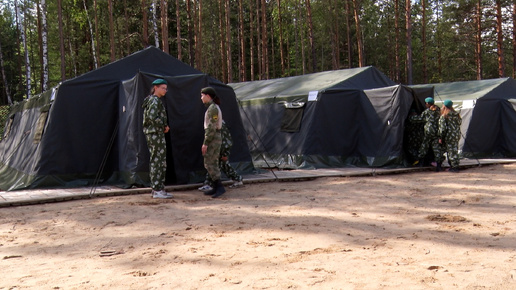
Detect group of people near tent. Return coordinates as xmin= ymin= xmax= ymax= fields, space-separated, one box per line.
xmin=407 ymin=97 xmax=462 ymax=172
xmin=142 ymin=79 xmax=243 ymax=199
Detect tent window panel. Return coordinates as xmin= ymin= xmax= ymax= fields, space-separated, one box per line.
xmin=34 ymin=105 xmax=51 ymax=143
xmin=3 ymin=115 xmax=14 ymax=139
xmin=281 ymin=107 xmax=305 ymax=133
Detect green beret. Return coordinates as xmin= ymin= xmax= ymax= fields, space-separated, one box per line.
xmin=444 ymin=99 xmax=453 ymax=108
xmin=152 ymin=78 xmax=167 ymax=85
xmin=201 ymin=87 xmax=217 ymax=97
xmin=425 ymin=97 xmax=434 ymax=104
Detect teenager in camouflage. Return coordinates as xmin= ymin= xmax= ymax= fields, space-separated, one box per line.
xmin=439 ymin=100 xmax=462 ymax=172
xmin=142 ymin=79 xmax=172 ymax=199
xmin=411 ymin=97 xmax=444 ymax=171
xmin=200 ymin=87 xmax=226 ymax=198
xmin=198 ymin=120 xmax=244 ymax=192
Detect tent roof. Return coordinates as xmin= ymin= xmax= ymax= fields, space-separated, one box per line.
xmin=229 ymin=66 xmax=395 ymax=104
xmin=410 ymin=78 xmax=516 ymax=103
xmin=63 ymin=46 xmax=202 ymax=85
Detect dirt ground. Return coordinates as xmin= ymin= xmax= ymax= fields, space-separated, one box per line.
xmin=1 ymin=163 xmax=516 ymax=289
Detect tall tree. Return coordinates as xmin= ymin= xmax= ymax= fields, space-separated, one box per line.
xmin=16 ymin=0 xmax=31 ymax=98
xmin=108 ymin=0 xmax=115 ymax=61
xmin=176 ymin=0 xmax=182 ymax=60
xmin=152 ymin=0 xmax=160 ymax=48
xmin=57 ymin=0 xmax=65 ymax=81
xmin=187 ymin=0 xmax=194 ymax=66
xmin=352 ymin=0 xmax=365 ymax=67
xmin=277 ymin=0 xmax=285 ymax=76
xmin=0 ymin=37 xmax=13 ymax=105
xmin=495 ymin=0 xmax=505 ymax=77
xmin=421 ymin=0 xmax=428 ymax=83
xmin=161 ymin=0 xmax=169 ymax=53
xmin=261 ymin=0 xmax=268 ymax=79
xmin=142 ymin=0 xmax=149 ymax=47
xmin=238 ymin=0 xmax=246 ymax=81
xmin=395 ymin=0 xmax=400 ymax=82
xmin=83 ymin=0 xmax=98 ymax=69
xmin=513 ymin=0 xmax=516 ymax=79
xmin=225 ymin=0 xmax=232 ymax=82
xmin=305 ymin=0 xmax=316 ymax=72
xmin=406 ymin=0 xmax=413 ymax=84
xmin=476 ymin=0 xmax=483 ymax=80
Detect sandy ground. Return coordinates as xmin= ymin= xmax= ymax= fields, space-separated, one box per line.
xmin=1 ymin=163 xmax=516 ymax=290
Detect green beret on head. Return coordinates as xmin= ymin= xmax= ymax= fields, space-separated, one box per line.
xmin=425 ymin=97 xmax=434 ymax=104
xmin=201 ymin=87 xmax=217 ymax=97
xmin=152 ymin=78 xmax=167 ymax=85
xmin=444 ymin=99 xmax=453 ymax=108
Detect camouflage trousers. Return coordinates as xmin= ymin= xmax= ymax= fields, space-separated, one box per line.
xmin=442 ymin=139 xmax=460 ymax=168
xmin=205 ymin=158 xmax=243 ymax=186
xmin=145 ymin=132 xmax=167 ymax=191
xmin=418 ymin=134 xmax=443 ymax=163
xmin=204 ymin=132 xmax=222 ymax=181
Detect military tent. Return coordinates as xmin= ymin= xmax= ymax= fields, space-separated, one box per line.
xmin=229 ymin=67 xmax=423 ymax=169
xmin=411 ymin=77 xmax=516 ymax=158
xmin=0 ymin=47 xmax=253 ymax=191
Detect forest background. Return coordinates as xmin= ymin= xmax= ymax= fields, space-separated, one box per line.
xmin=0 ymin=0 xmax=515 ymax=106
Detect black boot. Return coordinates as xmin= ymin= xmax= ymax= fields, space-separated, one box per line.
xmin=203 ymin=182 xmax=216 ymax=195
xmin=436 ymin=163 xmax=443 ymax=172
xmin=211 ymin=180 xmax=226 ymax=198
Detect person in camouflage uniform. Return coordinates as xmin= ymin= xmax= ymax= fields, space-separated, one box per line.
xmin=404 ymin=108 xmax=425 ymax=164
xmin=199 ymin=120 xmax=243 ymax=191
xmin=200 ymin=87 xmax=226 ymax=198
xmin=142 ymin=79 xmax=172 ymax=199
xmin=411 ymin=97 xmax=443 ymax=171
xmin=439 ymin=99 xmax=462 ymax=172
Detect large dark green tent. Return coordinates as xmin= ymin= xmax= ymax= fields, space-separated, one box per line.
xmin=0 ymin=47 xmax=253 ymax=191
xmin=411 ymin=78 xmax=516 ymax=158
xmin=229 ymin=67 xmax=422 ymax=169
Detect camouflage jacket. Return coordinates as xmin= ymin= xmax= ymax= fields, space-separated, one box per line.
xmin=203 ymin=100 xmax=222 ymax=145
xmin=142 ymin=95 xmax=168 ymax=134
xmin=410 ymin=105 xmax=441 ymax=137
xmin=439 ymin=111 xmax=462 ymax=143
xmin=220 ymin=121 xmax=233 ymax=157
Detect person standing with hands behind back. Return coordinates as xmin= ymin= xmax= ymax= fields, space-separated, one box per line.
xmin=142 ymin=79 xmax=172 ymax=199
xmin=439 ymin=99 xmax=462 ymax=172
xmin=200 ymin=87 xmax=226 ymax=198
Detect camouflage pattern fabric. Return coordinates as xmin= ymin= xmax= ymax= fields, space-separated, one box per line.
xmin=439 ymin=111 xmax=462 ymax=168
xmin=411 ymin=106 xmax=443 ymax=162
xmin=204 ymin=102 xmax=223 ymax=181
xmin=205 ymin=121 xmax=242 ymax=186
xmin=145 ymin=133 xmax=166 ymax=190
xmin=142 ymin=94 xmax=168 ymax=190
xmin=405 ymin=116 xmax=425 ymax=162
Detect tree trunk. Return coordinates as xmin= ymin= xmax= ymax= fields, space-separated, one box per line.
xmin=394 ymin=0 xmax=400 ymax=82
xmin=142 ymin=0 xmax=149 ymax=47
xmin=176 ymin=0 xmax=182 ymax=60
xmin=83 ymin=0 xmax=98 ymax=69
xmin=496 ymin=0 xmax=505 ymax=77
xmin=238 ymin=0 xmax=246 ymax=81
xmin=344 ymin=0 xmax=352 ymax=68
xmin=352 ymin=0 xmax=365 ymax=67
xmin=187 ymin=0 xmax=194 ymax=66
xmin=17 ymin=0 xmax=32 ymax=98
xmin=421 ymin=0 xmax=427 ymax=83
xmin=476 ymin=0 xmax=483 ymax=80
xmin=195 ymin=0 xmax=203 ymax=70
xmin=249 ymin=0 xmax=255 ymax=80
xmin=255 ymin=0 xmax=262 ymax=79
xmin=513 ymin=1 xmax=516 ymax=79
xmin=277 ymin=0 xmax=285 ymax=76
xmin=58 ymin=0 xmax=66 ymax=81
xmin=406 ymin=0 xmax=413 ymax=84
xmin=94 ymin=0 xmax=100 ymax=62
xmin=0 ymin=38 xmax=13 ymax=105
xmin=218 ymin=0 xmax=228 ymax=82
xmin=152 ymin=0 xmax=160 ymax=48
xmin=226 ymin=0 xmax=233 ymax=83
xmin=41 ymin=0 xmax=48 ymax=91
xmin=305 ymin=0 xmax=316 ymax=73
xmin=124 ymin=0 xmax=130 ymax=54
xmin=261 ymin=0 xmax=268 ymax=79
xmin=161 ymin=0 xmax=169 ymax=54
xmin=108 ymin=0 xmax=115 ymax=61
xmin=37 ymin=0 xmax=43 ymax=91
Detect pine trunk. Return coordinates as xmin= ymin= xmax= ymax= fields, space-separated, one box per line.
xmin=58 ymin=0 xmax=65 ymax=80
xmin=161 ymin=0 xmax=169 ymax=54
xmin=406 ymin=0 xmax=413 ymax=85
xmin=476 ymin=0 xmax=483 ymax=80
xmin=305 ymin=0 xmax=316 ymax=73
xmin=496 ymin=0 xmax=505 ymax=77
xmin=176 ymin=0 xmax=182 ymax=60
xmin=142 ymin=0 xmax=149 ymax=47
xmin=109 ymin=0 xmax=115 ymax=61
